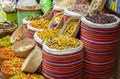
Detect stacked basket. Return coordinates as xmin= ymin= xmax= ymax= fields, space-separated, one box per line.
xmin=81 ymin=14 xmax=120 ymax=79
xmin=26 ymin=23 xmax=36 ymax=39
xmin=40 ymin=40 xmax=84 ymax=79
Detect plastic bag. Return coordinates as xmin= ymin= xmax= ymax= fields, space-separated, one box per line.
xmin=53 ymin=0 xmax=77 ymax=15
xmin=53 ymin=0 xmax=62 ymax=5
xmin=17 ymin=0 xmax=39 ymax=9
xmin=0 ymin=7 xmax=7 ymax=22
xmin=0 ymin=0 xmax=2 ymax=5
xmin=56 ymin=0 xmax=77 ymax=7
xmin=1 ymin=0 xmax=16 ymax=11
xmin=40 ymin=0 xmax=53 ymax=13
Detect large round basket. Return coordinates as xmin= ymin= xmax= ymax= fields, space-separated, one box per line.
xmin=12 ymin=38 xmax=34 ymax=58
xmin=0 ymin=23 xmax=17 ymax=37
xmin=21 ymin=46 xmax=42 ymax=73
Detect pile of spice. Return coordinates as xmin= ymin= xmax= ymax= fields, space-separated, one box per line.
xmin=0 ymin=47 xmax=16 ymax=61
xmin=69 ymin=4 xmax=88 ymax=15
xmin=0 ymin=22 xmax=16 ymax=29
xmin=64 ymin=21 xmax=78 ymax=36
xmin=86 ymin=14 xmax=117 ymax=24
xmin=10 ymin=73 xmax=44 ymax=79
xmin=0 ymin=36 xmax=12 ymax=46
xmin=1 ymin=58 xmax=24 ymax=75
xmin=37 ymin=29 xmax=60 ymax=42
xmin=29 ymin=19 xmax=49 ymax=29
xmin=46 ymin=36 xmax=81 ymax=50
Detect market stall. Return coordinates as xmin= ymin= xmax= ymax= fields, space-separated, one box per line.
xmin=0 ymin=0 xmax=120 ymax=79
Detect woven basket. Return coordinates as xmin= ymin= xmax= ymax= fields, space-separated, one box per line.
xmin=43 ymin=7 xmax=53 ymax=21
xmin=26 ymin=29 xmax=35 ymax=39
xmin=81 ymin=23 xmax=120 ymax=42
xmin=0 ymin=23 xmax=17 ymax=36
xmin=48 ymin=12 xmax=64 ymax=29
xmin=22 ymin=46 xmax=42 ymax=73
xmin=42 ymin=61 xmax=83 ymax=74
xmin=12 ymin=38 xmax=34 ymax=58
xmin=34 ymin=40 xmax=42 ymax=48
xmin=83 ymin=69 xmax=114 ymax=79
xmin=81 ymin=29 xmax=120 ymax=42
xmin=42 ymin=50 xmax=83 ymax=63
xmin=85 ymin=51 xmax=116 ymax=63
xmin=88 ymin=0 xmax=107 ymax=13
xmin=82 ymin=39 xmax=118 ymax=52
xmin=84 ymin=60 xmax=115 ymax=72
xmin=42 ymin=69 xmax=82 ymax=79
xmin=10 ymin=26 xmax=26 ymax=43
xmin=81 ymin=22 xmax=120 ymax=32
xmin=60 ymin=17 xmax=80 ymax=37
xmin=41 ymin=41 xmax=83 ymax=79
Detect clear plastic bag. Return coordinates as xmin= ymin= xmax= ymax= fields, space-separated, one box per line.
xmin=1 ymin=0 xmax=16 ymax=12
xmin=17 ymin=0 xmax=39 ymax=9
xmin=0 ymin=7 xmax=7 ymax=22
xmin=40 ymin=0 xmax=53 ymax=13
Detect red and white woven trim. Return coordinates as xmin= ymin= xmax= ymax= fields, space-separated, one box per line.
xmin=84 ymin=49 xmax=116 ymax=55
xmin=85 ymin=59 xmax=115 ymax=65
xmin=42 ymin=58 xmax=83 ymax=66
xmin=81 ymin=36 xmax=119 ymax=44
xmin=42 ymin=68 xmax=82 ymax=78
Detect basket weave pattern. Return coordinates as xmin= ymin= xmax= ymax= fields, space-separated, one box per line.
xmin=41 ymin=49 xmax=83 ymax=79
xmin=81 ymin=16 xmax=120 ymax=78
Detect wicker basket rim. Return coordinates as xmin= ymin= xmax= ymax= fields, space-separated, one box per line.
xmin=16 ymin=7 xmax=41 ymax=11
xmin=0 ymin=23 xmax=17 ymax=30
xmin=22 ymin=46 xmax=42 ymax=73
xmin=12 ymin=38 xmax=34 ymax=52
